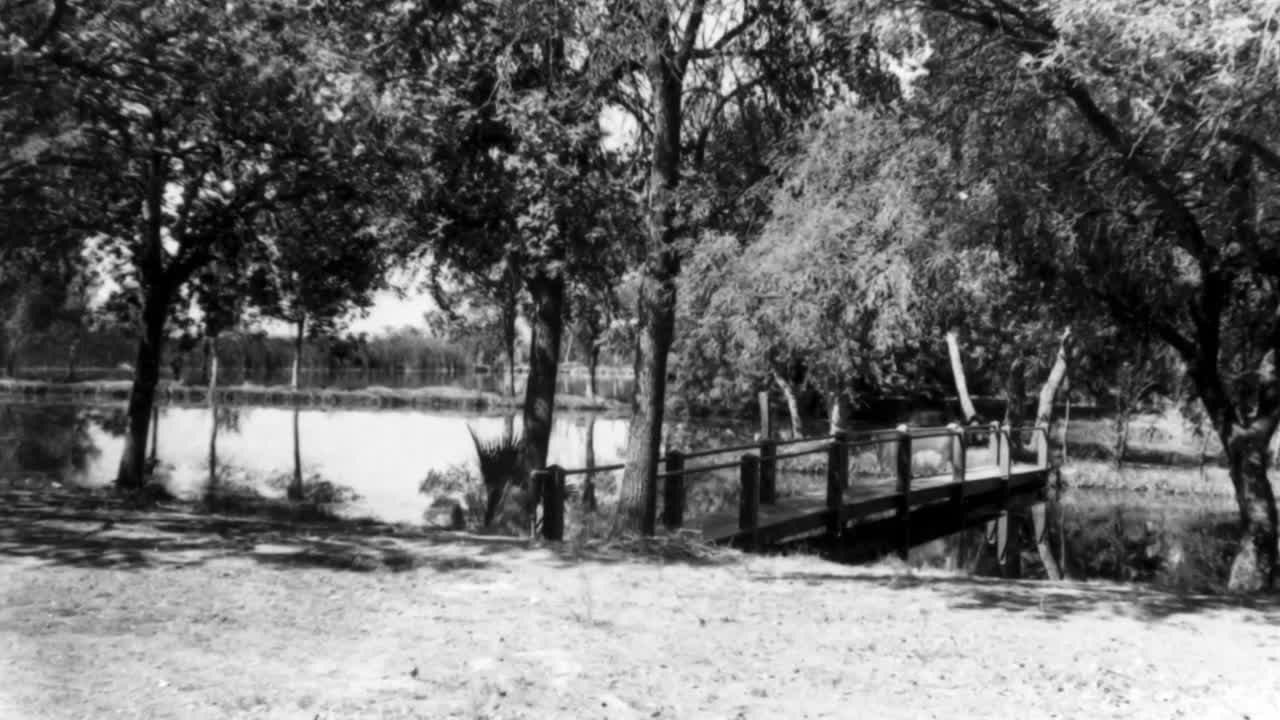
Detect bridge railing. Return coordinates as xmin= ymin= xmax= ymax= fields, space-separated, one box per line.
xmin=529 ymin=422 xmax=1053 ymax=542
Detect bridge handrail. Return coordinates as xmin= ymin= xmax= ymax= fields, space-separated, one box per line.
xmin=551 ymin=422 xmax=1053 ymax=479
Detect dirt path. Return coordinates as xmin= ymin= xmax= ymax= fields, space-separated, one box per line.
xmin=2 ymin=490 xmax=1279 ymax=719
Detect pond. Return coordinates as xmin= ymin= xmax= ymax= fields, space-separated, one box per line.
xmin=0 ymin=398 xmax=1245 ymax=592
xmin=0 ymin=399 xmax=637 ymax=524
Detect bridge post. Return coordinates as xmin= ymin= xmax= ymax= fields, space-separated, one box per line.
xmin=529 ymin=468 xmax=550 ymax=538
xmin=663 ymin=451 xmax=685 ymax=530
xmin=542 ymin=465 xmax=566 ymax=541
xmin=996 ymin=422 xmax=1020 ymax=577
xmin=894 ymin=425 xmax=912 ymax=560
xmin=826 ymin=431 xmax=848 ymax=539
xmin=759 ymin=439 xmax=777 ymax=505
xmin=738 ymin=453 xmax=761 ymax=550
xmin=948 ymin=423 xmax=967 ymax=547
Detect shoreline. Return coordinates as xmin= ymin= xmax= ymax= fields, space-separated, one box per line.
xmin=0 ymin=378 xmax=631 ymax=414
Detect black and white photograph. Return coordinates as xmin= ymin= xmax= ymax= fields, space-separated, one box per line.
xmin=2 ymin=0 xmax=1279 ymax=717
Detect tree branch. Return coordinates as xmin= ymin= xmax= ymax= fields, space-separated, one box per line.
xmin=674 ymin=0 xmax=707 ymax=77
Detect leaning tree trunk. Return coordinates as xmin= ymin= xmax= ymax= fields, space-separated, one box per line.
xmin=289 ymin=316 xmax=305 ymax=500
xmin=772 ymin=369 xmax=804 ymax=438
xmin=945 ymin=330 xmax=980 ymax=423
xmin=1029 ymin=327 xmax=1071 ymax=582
xmin=115 ymin=285 xmax=170 ymax=489
xmin=521 ymin=274 xmax=565 ymax=472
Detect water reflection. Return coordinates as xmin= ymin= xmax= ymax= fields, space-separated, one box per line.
xmin=1 ymin=400 xmax=630 ymax=524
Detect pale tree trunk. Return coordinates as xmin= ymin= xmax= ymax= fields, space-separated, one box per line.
xmin=1033 ymin=328 xmax=1071 ymax=429
xmin=827 ymin=390 xmax=848 ymax=435
xmin=772 ymin=369 xmax=804 ymax=438
xmin=521 ymin=274 xmax=564 ymax=472
xmin=289 ymin=316 xmax=305 ymax=501
xmin=619 ymin=3 xmax=686 ymax=535
xmin=207 ymin=335 xmax=219 ymax=490
xmin=945 ymin=330 xmax=979 ymax=423
xmin=1030 ymin=327 xmax=1071 ymax=582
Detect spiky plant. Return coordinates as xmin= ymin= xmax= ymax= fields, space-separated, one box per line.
xmin=467 ymin=424 xmax=524 ymax=528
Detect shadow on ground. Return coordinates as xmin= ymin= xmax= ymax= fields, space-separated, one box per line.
xmin=753 ymin=569 xmax=1280 ymax=624
xmin=0 ymin=486 xmax=735 ymax=574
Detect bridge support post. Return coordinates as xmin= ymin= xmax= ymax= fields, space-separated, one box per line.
xmin=663 ymin=451 xmax=685 ymax=530
xmin=826 ymin=431 xmax=848 ymax=539
xmin=738 ymin=453 xmax=761 ymax=550
xmin=948 ymin=423 xmax=967 ymax=558
xmin=894 ymin=425 xmax=912 ymax=561
xmin=759 ymin=440 xmax=777 ymax=505
xmin=996 ymin=423 xmax=1020 ymax=577
xmin=542 ymin=465 xmax=566 ymax=541
xmin=529 ymin=469 xmax=549 ymax=538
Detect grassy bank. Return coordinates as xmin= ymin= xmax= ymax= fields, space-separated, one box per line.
xmin=0 ymin=378 xmax=628 ymax=414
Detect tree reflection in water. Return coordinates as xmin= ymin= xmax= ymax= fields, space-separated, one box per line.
xmin=0 ymin=403 xmax=104 ymax=483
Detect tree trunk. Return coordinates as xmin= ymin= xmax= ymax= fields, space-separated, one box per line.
xmin=772 ymin=369 xmax=804 ymax=438
xmin=207 ymin=335 xmax=219 ymax=490
xmin=115 ymin=286 xmax=169 ymax=489
xmin=1223 ymin=418 xmax=1280 ymax=592
xmin=521 ymin=274 xmax=564 ymax=472
xmin=1033 ymin=328 xmax=1071 ymax=429
xmin=148 ymin=402 xmax=159 ymax=466
xmin=618 ymin=5 xmax=684 ymax=535
xmin=587 ymin=345 xmax=600 ymax=401
xmin=945 ymin=330 xmax=979 ymax=423
xmin=1005 ymin=358 xmax=1027 ymax=428
xmin=289 ymin=316 xmax=305 ymax=500
xmin=65 ymin=327 xmax=81 ymax=382
xmin=1030 ymin=327 xmax=1070 ymax=581
xmin=828 ymin=390 xmax=848 ymax=435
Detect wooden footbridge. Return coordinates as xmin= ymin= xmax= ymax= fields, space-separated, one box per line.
xmin=529 ymin=422 xmax=1056 ymax=571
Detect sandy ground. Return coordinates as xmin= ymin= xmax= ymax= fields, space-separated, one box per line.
xmin=2 ymin=491 xmax=1280 ymax=720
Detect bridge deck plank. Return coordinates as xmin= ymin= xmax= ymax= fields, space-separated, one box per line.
xmin=691 ymin=463 xmax=1046 ymax=544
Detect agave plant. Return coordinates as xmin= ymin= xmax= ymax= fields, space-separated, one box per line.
xmin=467 ymin=423 xmax=524 ymax=528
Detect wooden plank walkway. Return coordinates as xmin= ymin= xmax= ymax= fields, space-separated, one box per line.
xmin=534 ymin=422 xmax=1056 ymax=561
xmin=688 ymin=463 xmax=1048 ymax=547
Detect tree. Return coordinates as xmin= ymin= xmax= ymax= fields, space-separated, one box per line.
xmin=899 ymin=0 xmax=1280 ymax=590
xmin=379 ymin=0 xmax=636 ymax=474
xmin=605 ymin=0 xmax=884 ymax=532
xmin=13 ymin=1 xmax=380 ymax=489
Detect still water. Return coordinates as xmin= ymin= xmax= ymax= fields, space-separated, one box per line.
xmin=0 ymin=400 xmax=632 ymax=524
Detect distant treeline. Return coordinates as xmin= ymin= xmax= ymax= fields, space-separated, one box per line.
xmin=10 ymin=328 xmax=479 ymax=385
